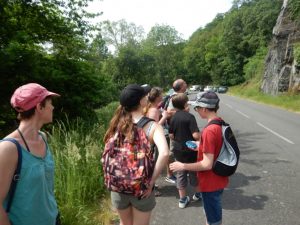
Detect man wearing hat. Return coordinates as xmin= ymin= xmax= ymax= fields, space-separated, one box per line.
xmin=170 ymin=91 xmax=229 ymax=225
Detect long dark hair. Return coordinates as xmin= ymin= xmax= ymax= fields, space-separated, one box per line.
xmin=104 ymin=105 xmax=136 ymax=143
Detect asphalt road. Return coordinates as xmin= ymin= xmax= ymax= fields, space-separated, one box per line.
xmin=150 ymin=93 xmax=300 ymax=225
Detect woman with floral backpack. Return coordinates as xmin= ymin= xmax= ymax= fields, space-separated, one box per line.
xmin=102 ymin=84 xmax=169 ymax=225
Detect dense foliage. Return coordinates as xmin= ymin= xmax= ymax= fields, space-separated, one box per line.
xmin=184 ymin=0 xmax=282 ymax=86
xmin=0 ymin=0 xmax=283 ymax=134
xmin=0 ymin=0 xmax=116 ymax=134
xmin=288 ymin=0 xmax=300 ymax=21
xmin=288 ymin=0 xmax=300 ymax=66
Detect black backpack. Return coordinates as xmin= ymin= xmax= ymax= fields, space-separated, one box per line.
xmin=161 ymin=94 xmax=171 ymax=110
xmin=207 ymin=119 xmax=240 ymax=177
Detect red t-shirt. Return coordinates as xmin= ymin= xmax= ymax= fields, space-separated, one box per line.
xmin=197 ymin=118 xmax=229 ymax=192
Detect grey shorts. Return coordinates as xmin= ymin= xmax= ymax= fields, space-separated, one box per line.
xmin=176 ymin=170 xmax=198 ymax=189
xmin=111 ymin=191 xmax=156 ymax=212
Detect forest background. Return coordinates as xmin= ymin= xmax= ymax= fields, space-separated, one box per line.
xmin=1 ymin=0 xmax=300 ymax=224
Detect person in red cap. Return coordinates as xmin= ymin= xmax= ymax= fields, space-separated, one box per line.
xmin=0 ymin=83 xmax=60 ymax=225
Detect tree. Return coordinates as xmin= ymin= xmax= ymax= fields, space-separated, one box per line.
xmin=0 ymin=0 xmax=115 ymax=133
xmin=100 ymin=19 xmax=145 ymax=53
xmin=145 ymin=24 xmax=184 ymax=46
xmin=142 ymin=24 xmax=186 ymax=86
xmin=183 ymin=0 xmax=282 ymax=86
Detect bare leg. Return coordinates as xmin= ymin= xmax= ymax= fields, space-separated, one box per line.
xmin=178 ymin=188 xmax=186 ymax=199
xmin=132 ymin=207 xmax=152 ymax=225
xmin=117 ymin=206 xmax=133 ymax=225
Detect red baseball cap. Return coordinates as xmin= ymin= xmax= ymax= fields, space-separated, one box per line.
xmin=10 ymin=83 xmax=60 ymax=112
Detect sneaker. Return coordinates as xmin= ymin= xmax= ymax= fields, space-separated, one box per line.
xmin=192 ymin=192 xmax=202 ymax=201
xmin=165 ymin=175 xmax=176 ymax=184
xmin=154 ymin=184 xmax=162 ymax=196
xmin=178 ymin=196 xmax=190 ymax=208
xmin=154 ymin=189 xmax=162 ymax=197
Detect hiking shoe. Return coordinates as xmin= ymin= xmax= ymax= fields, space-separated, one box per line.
xmin=178 ymin=196 xmax=190 ymax=208
xmin=165 ymin=175 xmax=176 ymax=184
xmin=192 ymin=192 xmax=202 ymax=201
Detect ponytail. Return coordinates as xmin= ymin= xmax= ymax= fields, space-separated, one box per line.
xmin=104 ymin=105 xmax=135 ymax=143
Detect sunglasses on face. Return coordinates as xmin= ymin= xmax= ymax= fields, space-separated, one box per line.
xmin=194 ymin=106 xmax=203 ymax=112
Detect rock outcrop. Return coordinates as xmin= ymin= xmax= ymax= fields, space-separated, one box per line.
xmin=261 ymin=0 xmax=300 ymax=95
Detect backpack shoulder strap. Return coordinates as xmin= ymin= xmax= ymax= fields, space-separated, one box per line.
xmin=163 ymin=95 xmax=171 ymax=109
xmin=206 ymin=119 xmax=227 ymax=127
xmin=136 ymin=117 xmax=155 ymax=139
xmin=136 ymin=116 xmax=155 ymax=128
xmin=0 ymin=138 xmax=22 ymax=213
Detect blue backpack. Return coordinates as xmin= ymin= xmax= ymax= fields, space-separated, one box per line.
xmin=0 ymin=138 xmax=22 ymax=212
xmin=207 ymin=119 xmax=240 ymax=177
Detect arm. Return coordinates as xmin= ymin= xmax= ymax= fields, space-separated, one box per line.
xmin=169 ymin=152 xmax=214 ymax=172
xmin=0 ymin=142 xmax=18 ymax=225
xmin=151 ymin=124 xmax=169 ymax=183
xmin=166 ymin=99 xmax=177 ymax=117
xmin=167 ymin=108 xmax=177 ymax=117
xmin=190 ymin=115 xmax=200 ymax=141
xmin=142 ymin=124 xmax=169 ymax=198
xmin=148 ymin=108 xmax=168 ymax=125
xmin=158 ymin=110 xmax=168 ymax=125
xmin=192 ymin=131 xmax=200 ymax=141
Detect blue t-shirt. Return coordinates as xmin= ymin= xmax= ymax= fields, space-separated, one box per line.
xmin=3 ymin=136 xmax=58 ymax=225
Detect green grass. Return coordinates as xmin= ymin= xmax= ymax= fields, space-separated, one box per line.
xmin=229 ymin=81 xmax=300 ymax=113
xmin=48 ymin=85 xmax=299 ymax=225
xmin=229 ymin=45 xmax=300 ymax=113
xmin=48 ymin=102 xmax=119 ymax=225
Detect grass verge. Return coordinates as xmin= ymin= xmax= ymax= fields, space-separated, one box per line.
xmin=48 ymin=102 xmax=119 ymax=225
xmin=229 ymin=81 xmax=300 ymax=113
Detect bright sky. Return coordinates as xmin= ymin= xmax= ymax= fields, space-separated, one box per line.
xmin=89 ymin=0 xmax=233 ymax=40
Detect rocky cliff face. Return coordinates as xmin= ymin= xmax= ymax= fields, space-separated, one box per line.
xmin=261 ymin=0 xmax=300 ymax=95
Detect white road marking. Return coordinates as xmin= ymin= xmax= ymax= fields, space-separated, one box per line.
xmin=236 ymin=110 xmax=250 ymax=119
xmin=225 ymin=104 xmax=233 ymax=108
xmin=256 ymin=122 xmax=294 ymax=144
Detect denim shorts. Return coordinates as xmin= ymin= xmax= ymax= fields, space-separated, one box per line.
xmin=201 ymin=189 xmax=224 ymax=225
xmin=176 ymin=170 xmax=198 ymax=189
xmin=111 ymin=191 xmax=156 ymax=212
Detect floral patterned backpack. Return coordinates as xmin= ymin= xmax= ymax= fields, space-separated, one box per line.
xmin=101 ymin=117 xmax=155 ymax=197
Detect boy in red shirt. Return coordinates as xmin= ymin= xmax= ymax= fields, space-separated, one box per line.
xmin=170 ymin=91 xmax=228 ymax=225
